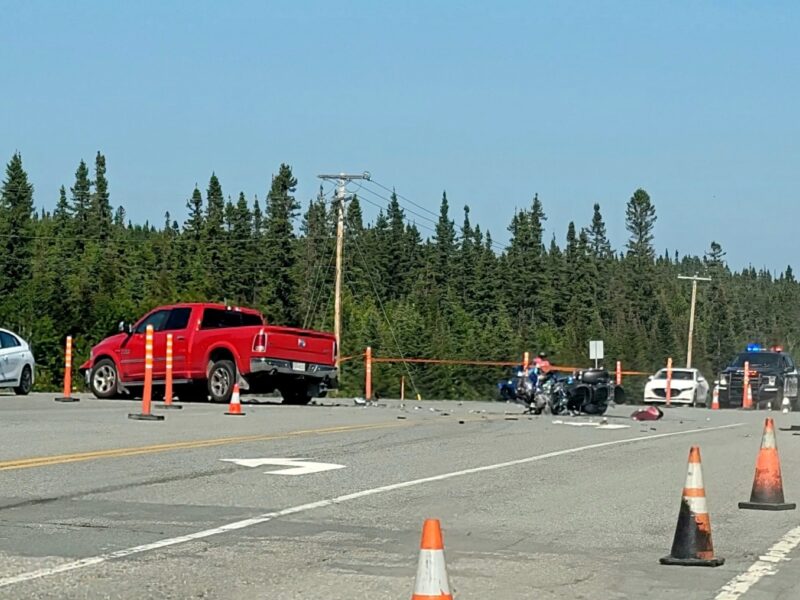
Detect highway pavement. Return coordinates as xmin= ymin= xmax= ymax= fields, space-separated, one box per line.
xmin=1 ymin=392 xmax=800 ymax=599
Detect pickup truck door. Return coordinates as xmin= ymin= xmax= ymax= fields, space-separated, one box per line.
xmin=159 ymin=307 xmax=193 ymax=379
xmin=120 ymin=309 xmax=171 ymax=381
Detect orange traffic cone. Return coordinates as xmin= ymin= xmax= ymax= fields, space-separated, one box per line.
xmin=412 ymin=519 xmax=453 ymax=600
xmin=710 ymin=386 xmax=720 ymax=410
xmin=225 ymin=384 xmax=246 ymax=416
xmin=742 ymin=382 xmax=754 ymax=410
xmin=739 ymin=418 xmax=795 ymax=511
xmin=660 ymin=447 xmax=724 ymax=567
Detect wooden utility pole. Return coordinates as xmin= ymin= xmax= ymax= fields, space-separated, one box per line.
xmin=317 ymin=172 xmax=370 ymax=372
xmin=678 ymin=274 xmax=711 ymax=368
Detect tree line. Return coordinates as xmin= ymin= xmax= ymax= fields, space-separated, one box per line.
xmin=1 ymin=152 xmax=797 ymax=399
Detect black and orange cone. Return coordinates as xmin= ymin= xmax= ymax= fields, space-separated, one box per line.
xmin=660 ymin=446 xmax=724 ymax=567
xmin=739 ymin=418 xmax=795 ymax=511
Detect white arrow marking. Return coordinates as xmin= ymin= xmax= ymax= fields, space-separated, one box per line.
xmin=220 ymin=458 xmax=346 ymax=476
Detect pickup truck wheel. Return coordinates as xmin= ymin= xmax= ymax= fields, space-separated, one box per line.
xmin=90 ymin=359 xmax=119 ymax=399
xmin=208 ymin=360 xmax=235 ymax=403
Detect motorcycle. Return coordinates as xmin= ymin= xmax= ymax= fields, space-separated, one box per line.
xmin=513 ymin=368 xmax=548 ymax=414
xmin=545 ymin=369 xmax=626 ymax=416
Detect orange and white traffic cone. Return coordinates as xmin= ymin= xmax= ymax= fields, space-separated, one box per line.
xmin=739 ymin=418 xmax=795 ymax=511
xmin=660 ymin=446 xmax=724 ymax=567
xmin=412 ymin=519 xmax=453 ymax=600
xmin=710 ymin=386 xmax=720 ymax=410
xmin=225 ymin=383 xmax=246 ymax=416
xmin=742 ymin=382 xmax=754 ymax=410
xmin=55 ymin=336 xmax=79 ymax=403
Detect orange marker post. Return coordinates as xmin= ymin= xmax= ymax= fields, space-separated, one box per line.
xmin=129 ymin=325 xmax=164 ymax=421
xmin=365 ymin=346 xmax=373 ymax=401
xmin=55 ymin=336 xmax=79 ymax=402
xmin=401 ymin=375 xmax=405 ymax=402
xmin=523 ymin=351 xmax=530 ymax=374
xmin=616 ymin=360 xmax=622 ymax=386
xmin=742 ymin=361 xmax=753 ymax=409
xmin=159 ymin=333 xmax=182 ymax=410
xmin=665 ymin=357 xmax=673 ymax=407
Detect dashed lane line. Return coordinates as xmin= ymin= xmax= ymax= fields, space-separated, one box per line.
xmin=0 ymin=422 xmax=742 ymax=589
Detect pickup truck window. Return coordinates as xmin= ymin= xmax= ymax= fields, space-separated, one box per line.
xmin=200 ymin=308 xmax=263 ymax=329
xmin=164 ymin=307 xmax=192 ymax=331
xmin=135 ymin=309 xmax=170 ymax=333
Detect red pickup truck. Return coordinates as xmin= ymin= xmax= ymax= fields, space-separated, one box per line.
xmin=79 ymin=303 xmax=337 ymax=404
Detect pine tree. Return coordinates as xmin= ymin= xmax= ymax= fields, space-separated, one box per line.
xmin=262 ymin=163 xmax=300 ymax=324
xmin=0 ymin=153 xmax=35 ymax=299
xmin=90 ymin=151 xmax=112 ymax=239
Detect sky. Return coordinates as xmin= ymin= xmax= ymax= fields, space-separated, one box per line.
xmin=1 ymin=1 xmax=798 ymax=271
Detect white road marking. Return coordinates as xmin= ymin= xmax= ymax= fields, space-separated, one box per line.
xmin=0 ymin=423 xmax=741 ymax=589
xmin=552 ymin=420 xmax=630 ymax=430
xmin=714 ymin=525 xmax=800 ymax=600
xmin=220 ymin=458 xmax=346 ymax=475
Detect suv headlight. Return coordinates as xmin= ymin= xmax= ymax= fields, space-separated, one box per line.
xmin=767 ymin=376 xmax=776 ymax=386
xmin=719 ymin=374 xmax=728 ymax=385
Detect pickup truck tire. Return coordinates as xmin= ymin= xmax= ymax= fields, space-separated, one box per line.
xmin=90 ymin=358 xmax=119 ymax=399
xmin=281 ymin=388 xmax=314 ymax=405
xmin=207 ymin=360 xmax=235 ymax=403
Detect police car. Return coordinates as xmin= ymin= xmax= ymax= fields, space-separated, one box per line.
xmin=717 ymin=344 xmax=799 ymax=410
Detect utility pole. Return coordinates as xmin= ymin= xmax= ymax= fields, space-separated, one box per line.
xmin=317 ymin=172 xmax=370 ymax=372
xmin=678 ymin=274 xmax=711 ymax=368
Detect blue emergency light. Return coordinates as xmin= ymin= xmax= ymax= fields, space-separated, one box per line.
xmin=746 ymin=344 xmax=763 ymax=352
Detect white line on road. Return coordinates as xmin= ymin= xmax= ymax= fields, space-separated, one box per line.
xmin=714 ymin=525 xmax=800 ymax=600
xmin=0 ymin=422 xmax=742 ymax=589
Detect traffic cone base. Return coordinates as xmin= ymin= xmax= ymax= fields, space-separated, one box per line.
xmin=128 ymin=413 xmax=165 ymax=421
xmin=660 ymin=447 xmax=724 ymax=568
xmin=158 ymin=402 xmax=183 ymax=410
xmin=740 ymin=418 xmax=795 ymax=511
xmin=55 ymin=396 xmax=79 ymax=403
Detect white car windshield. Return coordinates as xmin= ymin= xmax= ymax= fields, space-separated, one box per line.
xmin=654 ymin=370 xmax=694 ymax=381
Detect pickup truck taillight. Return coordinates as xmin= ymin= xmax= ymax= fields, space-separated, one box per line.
xmin=253 ymin=329 xmax=267 ymax=353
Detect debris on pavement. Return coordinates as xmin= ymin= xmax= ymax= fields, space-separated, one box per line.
xmin=631 ymin=405 xmax=664 ymax=421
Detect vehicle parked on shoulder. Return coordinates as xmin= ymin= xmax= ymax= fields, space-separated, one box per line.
xmin=643 ymin=367 xmax=709 ymax=407
xmin=78 ymin=303 xmax=337 ymax=404
xmin=0 ymin=328 xmax=35 ymax=395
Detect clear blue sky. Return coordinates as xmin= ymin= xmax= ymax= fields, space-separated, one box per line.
xmin=1 ymin=1 xmax=798 ymax=271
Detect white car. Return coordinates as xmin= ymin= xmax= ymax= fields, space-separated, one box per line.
xmin=644 ymin=368 xmax=709 ymax=407
xmin=0 ymin=328 xmax=35 ymax=395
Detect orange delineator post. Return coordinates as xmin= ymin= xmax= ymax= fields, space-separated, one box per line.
xmin=666 ymin=357 xmax=673 ymax=407
xmin=616 ymin=360 xmax=622 ymax=386
xmin=401 ymin=375 xmax=405 ymax=402
xmin=160 ymin=333 xmax=181 ymax=409
xmin=129 ymin=325 xmax=164 ymax=421
xmin=523 ymin=351 xmax=530 ymax=374
xmin=365 ymin=346 xmax=373 ymax=401
xmin=55 ymin=336 xmax=79 ymax=402
xmin=743 ymin=361 xmax=753 ymax=409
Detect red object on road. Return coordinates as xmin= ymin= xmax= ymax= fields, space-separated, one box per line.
xmin=631 ymin=405 xmax=664 ymax=421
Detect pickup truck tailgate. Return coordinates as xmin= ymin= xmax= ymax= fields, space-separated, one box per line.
xmin=266 ymin=327 xmax=336 ymax=365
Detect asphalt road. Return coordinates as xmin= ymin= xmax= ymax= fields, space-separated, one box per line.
xmin=1 ymin=393 xmax=800 ymax=599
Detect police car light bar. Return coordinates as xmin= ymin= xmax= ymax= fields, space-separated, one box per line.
xmin=746 ymin=344 xmax=763 ymax=352
xmin=771 ymin=345 xmax=784 ymax=352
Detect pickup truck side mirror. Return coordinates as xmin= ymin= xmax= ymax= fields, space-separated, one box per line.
xmin=647 ymin=375 xmax=654 ymax=381
xmin=118 ymin=321 xmax=133 ymax=335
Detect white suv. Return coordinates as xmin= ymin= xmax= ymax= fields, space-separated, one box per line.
xmin=0 ymin=328 xmax=35 ymax=395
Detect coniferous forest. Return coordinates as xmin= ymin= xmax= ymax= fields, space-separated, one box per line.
xmin=1 ymin=152 xmax=797 ymax=399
